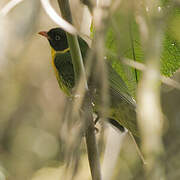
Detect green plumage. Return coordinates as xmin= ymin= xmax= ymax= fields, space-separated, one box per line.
xmin=54 ymin=52 xmax=75 ymax=89
xmin=45 ymin=28 xmax=139 ymax=137
xmin=53 ymin=36 xmax=88 ymax=92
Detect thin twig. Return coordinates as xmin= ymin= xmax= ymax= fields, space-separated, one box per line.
xmin=122 ymin=58 xmax=180 ymax=90
xmin=0 ymin=0 xmax=23 ymax=17
xmin=128 ymin=132 xmax=146 ymax=165
xmin=40 ymin=0 xmax=76 ymax=34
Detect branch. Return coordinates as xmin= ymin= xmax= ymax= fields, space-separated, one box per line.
xmin=0 ymin=0 xmax=23 ymax=17
xmin=57 ymin=1 xmax=102 ymax=180
xmin=136 ymin=1 xmax=166 ymax=179
xmin=122 ymin=58 xmax=180 ymax=91
xmin=40 ymin=0 xmax=76 ymax=34
xmin=80 ymin=0 xmax=94 ymax=13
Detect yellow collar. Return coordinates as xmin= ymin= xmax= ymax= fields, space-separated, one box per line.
xmin=57 ymin=48 xmax=70 ymax=54
xmin=51 ymin=47 xmax=70 ymax=61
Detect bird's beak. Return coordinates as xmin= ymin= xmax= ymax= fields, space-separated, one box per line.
xmin=38 ymin=31 xmax=49 ymax=39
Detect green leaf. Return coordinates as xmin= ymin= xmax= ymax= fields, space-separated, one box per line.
xmin=161 ymin=33 xmax=180 ymax=76
xmin=105 ymin=6 xmax=180 ymax=96
xmin=105 ymin=11 xmax=141 ymax=97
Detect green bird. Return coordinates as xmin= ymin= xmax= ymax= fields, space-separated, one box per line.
xmin=39 ymin=28 xmax=139 ymax=137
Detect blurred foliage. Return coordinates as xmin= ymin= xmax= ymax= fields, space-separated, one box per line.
xmin=0 ymin=0 xmax=67 ymax=179
xmin=105 ymin=4 xmax=180 ymax=96
xmin=0 ymin=0 xmax=180 ymax=180
xmin=105 ymin=12 xmax=141 ymax=96
xmin=170 ymin=8 xmax=180 ymax=42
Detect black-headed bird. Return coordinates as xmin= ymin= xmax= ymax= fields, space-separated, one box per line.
xmin=39 ymin=28 xmax=139 ymax=137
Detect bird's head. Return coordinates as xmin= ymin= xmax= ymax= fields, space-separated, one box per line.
xmin=38 ymin=28 xmax=68 ymax=51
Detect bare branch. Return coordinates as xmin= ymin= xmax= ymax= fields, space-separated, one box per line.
xmin=122 ymin=58 xmax=180 ymax=90
xmin=136 ymin=1 xmax=166 ymax=178
xmin=0 ymin=0 xmax=23 ymax=17
xmin=40 ymin=0 xmax=77 ymax=34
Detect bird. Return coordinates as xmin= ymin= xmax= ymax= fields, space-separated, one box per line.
xmin=38 ymin=27 xmax=139 ymax=137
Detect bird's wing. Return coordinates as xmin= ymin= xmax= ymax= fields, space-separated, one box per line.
xmin=107 ymin=63 xmax=139 ymax=137
xmin=107 ymin=63 xmax=136 ymax=107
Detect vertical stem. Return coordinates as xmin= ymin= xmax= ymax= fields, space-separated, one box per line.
xmin=57 ymin=0 xmax=87 ymax=86
xmin=85 ymin=97 xmax=102 ymax=180
xmin=137 ymin=2 xmax=166 ymax=179
xmin=66 ymin=34 xmax=88 ymax=88
xmin=57 ymin=1 xmax=102 ymax=180
xmin=86 ymin=126 xmax=102 ymax=180
xmin=58 ymin=0 xmax=72 ymax=23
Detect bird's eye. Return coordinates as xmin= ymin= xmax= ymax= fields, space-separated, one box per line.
xmin=55 ymin=35 xmax=61 ymax=40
